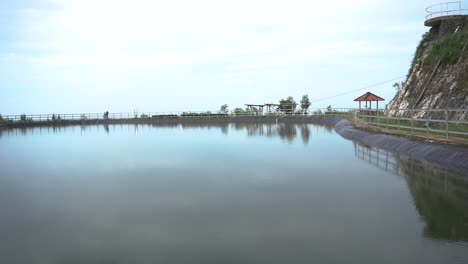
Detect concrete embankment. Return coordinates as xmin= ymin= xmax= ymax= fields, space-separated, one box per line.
xmin=331 ymin=118 xmax=468 ymax=173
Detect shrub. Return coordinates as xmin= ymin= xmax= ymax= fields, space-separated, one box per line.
xmin=140 ymin=113 xmax=149 ymax=118
xmin=424 ymin=29 xmax=468 ymax=66
xmin=408 ymin=32 xmax=432 ymax=76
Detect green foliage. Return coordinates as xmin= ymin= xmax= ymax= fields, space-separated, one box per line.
xmin=0 ymin=114 xmax=2 ymax=121
xmin=300 ymin=95 xmax=311 ymax=112
xmin=424 ymin=29 xmax=468 ymax=66
xmin=326 ymin=105 xmax=333 ymax=113
xmin=232 ymin=108 xmax=246 ymax=116
xmin=408 ymin=32 xmax=432 ymax=77
xmin=279 ymin=96 xmax=296 ymax=114
xmin=247 ymin=106 xmax=259 ymax=115
xmin=20 ymin=113 xmax=27 ymax=122
xmin=220 ymin=104 xmax=229 ymax=114
xmin=393 ymin=81 xmax=405 ymax=92
xmin=52 ymin=114 xmax=57 ymax=121
xmin=140 ymin=113 xmax=149 ymax=118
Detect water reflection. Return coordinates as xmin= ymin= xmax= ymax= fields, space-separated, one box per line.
xmin=354 ymin=142 xmax=468 ymax=242
xmin=0 ymin=123 xmax=318 ymax=144
xmin=1 ymin=123 xmax=468 ymax=263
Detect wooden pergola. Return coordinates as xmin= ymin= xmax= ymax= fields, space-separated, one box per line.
xmin=264 ymin=103 xmax=280 ymax=114
xmin=354 ymin=92 xmax=385 ymax=109
xmin=245 ymin=104 xmax=265 ymax=114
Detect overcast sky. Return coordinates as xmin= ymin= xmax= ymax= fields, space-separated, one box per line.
xmin=1 ymin=0 xmax=460 ymax=114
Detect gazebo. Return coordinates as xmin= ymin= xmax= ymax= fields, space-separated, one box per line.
xmin=245 ymin=104 xmax=265 ymax=114
xmin=354 ymin=92 xmax=385 ymax=109
xmin=264 ymin=103 xmax=280 ymax=114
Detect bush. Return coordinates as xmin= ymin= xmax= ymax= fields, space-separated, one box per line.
xmin=140 ymin=113 xmax=149 ymax=118
xmin=424 ymin=29 xmax=468 ymax=66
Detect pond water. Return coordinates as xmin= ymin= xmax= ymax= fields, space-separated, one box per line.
xmin=0 ymin=123 xmax=467 ymax=264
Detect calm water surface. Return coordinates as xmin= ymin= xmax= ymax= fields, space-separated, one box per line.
xmin=0 ymin=123 xmax=467 ymax=264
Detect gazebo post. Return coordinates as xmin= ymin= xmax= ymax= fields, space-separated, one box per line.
xmin=354 ymin=92 xmax=385 ymax=113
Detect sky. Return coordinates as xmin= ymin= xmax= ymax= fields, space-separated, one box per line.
xmin=0 ymin=0 xmax=463 ymax=115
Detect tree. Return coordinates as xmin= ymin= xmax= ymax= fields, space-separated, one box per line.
xmin=220 ymin=104 xmax=229 ymax=114
xmin=232 ymin=108 xmax=246 ymax=116
xmin=393 ymin=81 xmax=405 ymax=92
xmin=300 ymin=95 xmax=311 ymax=113
xmin=247 ymin=106 xmax=259 ymax=115
xmin=326 ymin=105 xmax=333 ymax=113
xmin=279 ymin=96 xmax=296 ymax=114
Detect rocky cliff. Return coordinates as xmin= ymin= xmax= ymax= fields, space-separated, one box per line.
xmin=387 ymin=16 xmax=468 ymax=120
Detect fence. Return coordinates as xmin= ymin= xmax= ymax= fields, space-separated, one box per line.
xmin=1 ymin=108 xmax=467 ymax=139
xmin=0 ymin=108 xmax=356 ymax=122
xmin=426 ymin=1 xmax=468 ymax=20
xmin=356 ymin=108 xmax=468 ymax=139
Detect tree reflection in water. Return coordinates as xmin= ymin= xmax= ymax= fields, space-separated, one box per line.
xmin=354 ymin=142 xmax=468 ymax=242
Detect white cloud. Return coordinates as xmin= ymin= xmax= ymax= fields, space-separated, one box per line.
xmin=15 ymin=0 xmax=384 ymax=70
xmin=0 ymin=0 xmax=431 ymax=112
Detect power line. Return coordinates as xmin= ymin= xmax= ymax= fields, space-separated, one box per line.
xmin=311 ymin=75 xmax=406 ymax=103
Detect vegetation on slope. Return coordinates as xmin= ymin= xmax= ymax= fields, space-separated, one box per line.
xmin=424 ymin=29 xmax=468 ymax=67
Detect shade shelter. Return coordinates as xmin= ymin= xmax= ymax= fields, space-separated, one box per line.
xmin=264 ymin=103 xmax=280 ymax=114
xmin=354 ymin=92 xmax=385 ymax=109
xmin=245 ymin=104 xmax=265 ymax=115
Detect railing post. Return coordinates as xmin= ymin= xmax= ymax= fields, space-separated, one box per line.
xmin=377 ymin=109 xmax=380 ymax=128
xmin=411 ymin=109 xmax=414 ymax=135
xmin=386 ymin=109 xmax=389 ymax=128
xmin=426 ymin=110 xmax=429 ymax=134
xmin=397 ymin=110 xmax=400 ymax=131
xmin=445 ymin=109 xmax=449 ymax=139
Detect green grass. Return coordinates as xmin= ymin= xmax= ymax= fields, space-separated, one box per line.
xmin=424 ymin=29 xmax=468 ymax=67
xmin=407 ymin=32 xmax=433 ymax=78
xmin=359 ymin=116 xmax=468 ymax=139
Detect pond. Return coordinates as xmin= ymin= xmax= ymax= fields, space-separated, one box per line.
xmin=0 ymin=123 xmax=467 ymax=264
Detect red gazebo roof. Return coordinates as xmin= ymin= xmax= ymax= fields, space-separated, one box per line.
xmin=354 ymin=92 xmax=385 ymax=102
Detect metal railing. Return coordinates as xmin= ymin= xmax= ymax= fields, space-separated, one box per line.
xmin=0 ymin=108 xmax=356 ymax=122
xmin=426 ymin=1 xmax=468 ymax=20
xmin=2 ymin=108 xmax=467 ymax=139
xmin=356 ymin=108 xmax=468 ymax=139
